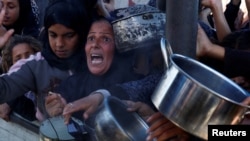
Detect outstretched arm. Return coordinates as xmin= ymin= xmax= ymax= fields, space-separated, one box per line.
xmin=196 ymin=24 xmax=225 ymax=60
xmin=62 ymin=92 xmax=105 ymax=124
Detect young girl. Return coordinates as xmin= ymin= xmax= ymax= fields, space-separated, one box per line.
xmin=0 ymin=35 xmax=42 ymax=121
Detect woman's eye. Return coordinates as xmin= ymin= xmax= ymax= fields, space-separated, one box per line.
xmin=87 ymin=36 xmax=94 ymax=41
xmin=65 ymin=33 xmax=75 ymax=38
xmin=103 ymin=37 xmax=112 ymax=42
xmin=48 ymin=33 xmax=56 ymax=38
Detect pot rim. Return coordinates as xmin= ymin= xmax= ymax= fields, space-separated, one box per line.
xmin=170 ymin=54 xmax=250 ymax=109
xmin=101 ymin=96 xmax=149 ymax=140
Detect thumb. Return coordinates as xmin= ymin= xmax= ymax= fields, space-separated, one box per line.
xmin=0 ymin=29 xmax=14 ymax=49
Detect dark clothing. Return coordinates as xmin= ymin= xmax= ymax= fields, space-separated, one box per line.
xmin=56 ymin=54 xmax=142 ymax=103
xmin=199 ymin=20 xmax=217 ymax=40
xmin=224 ymin=48 xmax=250 ymax=78
xmin=117 ymin=72 xmax=162 ymax=109
xmin=0 ymin=53 xmax=80 ymax=118
xmin=8 ymin=95 xmax=36 ymax=121
xmin=224 ymin=0 xmax=241 ymax=31
xmin=4 ymin=0 xmax=40 ymax=38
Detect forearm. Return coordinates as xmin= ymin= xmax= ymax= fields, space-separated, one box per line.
xmin=245 ymin=0 xmax=250 ymax=21
xmin=211 ymin=1 xmax=231 ymax=41
xmin=204 ymin=43 xmax=225 ymax=61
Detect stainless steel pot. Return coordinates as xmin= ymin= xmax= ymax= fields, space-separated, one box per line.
xmin=94 ymin=96 xmax=149 ymax=141
xmin=111 ymin=5 xmax=166 ymax=53
xmin=151 ymin=38 xmax=250 ymax=140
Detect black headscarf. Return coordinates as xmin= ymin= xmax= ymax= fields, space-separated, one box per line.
xmin=3 ymin=0 xmax=40 ymax=38
xmin=40 ymin=0 xmax=92 ymax=72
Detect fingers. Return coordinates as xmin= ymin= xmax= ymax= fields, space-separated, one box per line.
xmin=0 ymin=8 xmax=5 ymax=26
xmin=124 ymin=100 xmax=138 ymax=112
xmin=154 ymin=127 xmax=190 ymax=141
xmin=63 ymin=94 xmax=104 ymax=123
xmin=242 ymin=97 xmax=250 ymax=105
xmin=147 ymin=113 xmax=169 ymax=133
xmin=147 ymin=112 xmax=164 ymax=123
xmin=63 ymin=102 xmax=75 ymax=124
xmin=45 ymin=92 xmax=66 ymax=117
xmin=146 ymin=112 xmax=190 ymax=141
xmin=0 ymin=103 xmax=11 ymax=122
xmin=83 ymin=105 xmax=97 ymax=119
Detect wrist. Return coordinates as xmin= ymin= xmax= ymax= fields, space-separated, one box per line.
xmin=91 ymin=89 xmax=111 ymax=108
xmin=93 ymin=89 xmax=110 ymax=98
xmin=91 ymin=89 xmax=111 ymax=102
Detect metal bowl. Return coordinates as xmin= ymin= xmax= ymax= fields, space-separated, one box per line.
xmin=94 ymin=96 xmax=149 ymax=141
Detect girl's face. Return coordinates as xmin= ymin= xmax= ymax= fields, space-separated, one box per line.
xmin=12 ymin=43 xmax=35 ymax=64
xmin=48 ymin=24 xmax=79 ymax=58
xmin=85 ymin=20 xmax=115 ymax=75
xmin=1 ymin=0 xmax=20 ymax=26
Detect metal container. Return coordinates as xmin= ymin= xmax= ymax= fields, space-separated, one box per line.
xmin=151 ymin=38 xmax=250 ymax=140
xmin=94 ymin=96 xmax=149 ymax=141
xmin=111 ymin=5 xmax=166 ymax=52
xmin=39 ymin=116 xmax=75 ymax=141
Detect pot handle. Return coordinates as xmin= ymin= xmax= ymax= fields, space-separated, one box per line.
xmin=160 ymin=38 xmax=173 ymax=70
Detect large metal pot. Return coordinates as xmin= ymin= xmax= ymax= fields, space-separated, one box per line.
xmin=151 ymin=38 xmax=250 ymax=140
xmin=94 ymin=96 xmax=149 ymax=141
xmin=111 ymin=5 xmax=166 ymax=53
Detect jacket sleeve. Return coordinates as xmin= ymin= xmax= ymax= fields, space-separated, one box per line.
xmin=0 ymin=62 xmax=36 ymax=104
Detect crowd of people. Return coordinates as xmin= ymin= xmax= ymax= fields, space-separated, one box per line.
xmin=0 ymin=0 xmax=249 ymax=141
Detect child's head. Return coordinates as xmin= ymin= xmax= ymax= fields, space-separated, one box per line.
xmin=1 ymin=35 xmax=42 ymax=72
xmin=40 ymin=0 xmax=93 ymax=71
xmin=42 ymin=0 xmax=91 ymax=57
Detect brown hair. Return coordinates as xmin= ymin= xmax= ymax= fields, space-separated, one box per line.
xmin=1 ymin=35 xmax=42 ymax=73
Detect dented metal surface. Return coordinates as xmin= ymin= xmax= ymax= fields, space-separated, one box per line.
xmin=112 ymin=5 xmax=166 ymax=52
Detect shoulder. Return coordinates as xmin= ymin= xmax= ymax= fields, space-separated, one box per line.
xmin=7 ymin=52 xmax=44 ymax=74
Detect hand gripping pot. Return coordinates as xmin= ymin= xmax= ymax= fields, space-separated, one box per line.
xmin=111 ymin=5 xmax=166 ymax=52
xmin=151 ymin=38 xmax=250 ymax=140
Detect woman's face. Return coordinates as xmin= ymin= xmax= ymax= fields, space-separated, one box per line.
xmin=48 ymin=24 xmax=79 ymax=58
xmin=1 ymin=0 xmax=20 ymax=26
xmin=85 ymin=20 xmax=115 ymax=75
xmin=12 ymin=43 xmax=35 ymax=64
